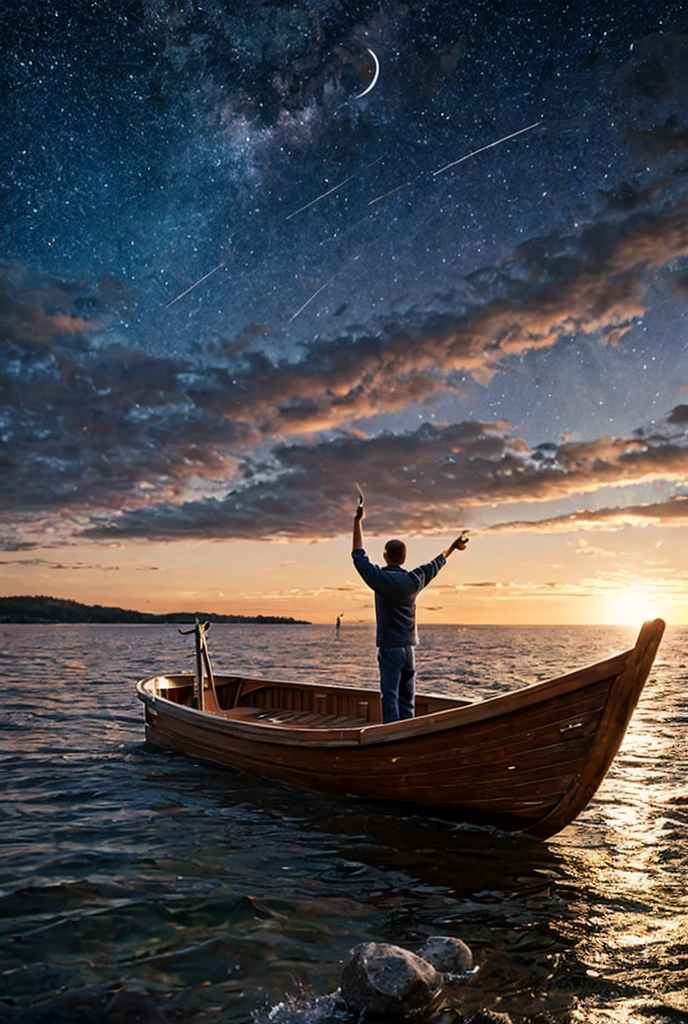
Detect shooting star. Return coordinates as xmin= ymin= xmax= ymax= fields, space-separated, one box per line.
xmin=165 ymin=261 xmax=227 ymax=309
xmin=354 ymin=47 xmax=380 ymax=99
xmin=367 ymin=181 xmax=411 ymax=207
xmin=288 ymin=275 xmax=336 ymax=323
xmin=285 ymin=155 xmax=385 ymax=221
xmin=285 ymin=172 xmax=359 ymax=221
xmin=432 ymin=120 xmax=542 ymax=177
xmin=288 ymin=254 xmax=360 ymax=324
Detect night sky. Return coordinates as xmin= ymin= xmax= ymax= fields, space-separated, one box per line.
xmin=2 ymin=0 xmax=688 ymax=623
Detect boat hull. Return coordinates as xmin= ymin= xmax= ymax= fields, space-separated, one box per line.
xmin=137 ymin=619 xmax=665 ymax=839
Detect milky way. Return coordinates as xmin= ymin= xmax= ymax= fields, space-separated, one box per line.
xmin=1 ymin=0 xmax=688 ymax=554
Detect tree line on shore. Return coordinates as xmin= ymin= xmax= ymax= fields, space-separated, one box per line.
xmin=0 ymin=595 xmax=310 ymax=625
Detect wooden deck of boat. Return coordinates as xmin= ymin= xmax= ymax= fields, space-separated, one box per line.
xmin=225 ymin=706 xmax=370 ymax=729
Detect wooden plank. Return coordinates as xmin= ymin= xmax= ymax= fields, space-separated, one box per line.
xmin=526 ymin=617 xmax=665 ymax=837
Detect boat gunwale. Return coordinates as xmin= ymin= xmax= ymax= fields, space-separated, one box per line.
xmin=136 ymin=643 xmax=636 ymax=749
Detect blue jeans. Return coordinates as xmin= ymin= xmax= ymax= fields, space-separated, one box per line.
xmin=378 ymin=646 xmax=416 ymax=723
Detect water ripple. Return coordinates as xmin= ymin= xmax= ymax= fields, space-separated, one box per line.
xmin=1 ymin=623 xmax=686 ymax=1023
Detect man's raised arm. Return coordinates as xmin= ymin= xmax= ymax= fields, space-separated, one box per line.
xmin=352 ymin=498 xmax=364 ymax=551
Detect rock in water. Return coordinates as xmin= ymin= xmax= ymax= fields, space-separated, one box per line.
xmin=417 ymin=936 xmax=473 ymax=975
xmin=340 ymin=941 xmax=441 ymax=1017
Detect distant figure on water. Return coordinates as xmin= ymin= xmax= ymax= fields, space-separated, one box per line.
xmin=351 ymin=497 xmax=469 ymax=724
xmin=335 ymin=614 xmax=342 ymax=637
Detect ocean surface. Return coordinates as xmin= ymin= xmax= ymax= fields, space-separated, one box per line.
xmin=1 ymin=623 xmax=687 ymax=1024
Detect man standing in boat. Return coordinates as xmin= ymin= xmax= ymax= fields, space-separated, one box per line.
xmin=351 ymin=496 xmax=469 ymax=724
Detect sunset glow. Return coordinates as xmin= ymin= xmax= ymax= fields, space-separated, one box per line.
xmin=611 ymin=590 xmax=657 ymax=628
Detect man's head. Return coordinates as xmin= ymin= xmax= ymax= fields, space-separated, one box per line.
xmin=384 ymin=538 xmax=407 ymax=565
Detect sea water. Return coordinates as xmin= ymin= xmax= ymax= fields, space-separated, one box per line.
xmin=1 ymin=623 xmax=687 ymax=1023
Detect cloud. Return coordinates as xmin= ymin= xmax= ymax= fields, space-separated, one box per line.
xmin=0 ymin=557 xmax=120 ymax=571
xmin=0 ymin=262 xmax=109 ymax=346
xmin=77 ymin=419 xmax=513 ymax=541
xmin=618 ymin=34 xmax=688 ymax=115
xmin=3 ymin=141 xmax=688 ymax=531
xmin=80 ymin=407 xmax=688 ymax=543
xmin=576 ymin=539 xmax=616 ymax=557
xmin=667 ymin=404 xmax=688 ymax=424
xmin=0 ymin=264 xmax=248 ymax=514
xmin=446 ymin=568 xmax=688 ymax=605
xmin=486 ymin=494 xmax=688 ymax=534
xmin=445 ymin=578 xmax=599 ymax=599
xmin=182 ymin=178 xmax=688 ymax=438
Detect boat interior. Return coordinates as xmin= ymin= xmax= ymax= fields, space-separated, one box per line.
xmin=143 ymin=672 xmax=465 ymax=728
xmin=138 ymin=621 xmax=471 ymax=729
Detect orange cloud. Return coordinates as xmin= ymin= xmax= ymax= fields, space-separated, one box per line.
xmin=79 ymin=410 xmax=688 ymax=544
xmin=486 ymin=495 xmax=688 ymax=534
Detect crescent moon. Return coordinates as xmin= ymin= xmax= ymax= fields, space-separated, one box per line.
xmin=354 ymin=47 xmax=380 ymax=99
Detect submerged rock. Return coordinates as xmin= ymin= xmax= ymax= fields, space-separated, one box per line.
xmin=340 ymin=941 xmax=441 ymax=1018
xmin=417 ymin=936 xmax=473 ymax=975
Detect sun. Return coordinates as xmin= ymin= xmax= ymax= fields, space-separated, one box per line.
xmin=612 ymin=589 xmax=655 ymax=627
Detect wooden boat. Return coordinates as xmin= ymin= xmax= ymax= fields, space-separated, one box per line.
xmin=136 ymin=618 xmax=665 ymax=840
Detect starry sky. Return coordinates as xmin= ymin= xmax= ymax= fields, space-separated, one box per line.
xmin=2 ymin=0 xmax=688 ymax=624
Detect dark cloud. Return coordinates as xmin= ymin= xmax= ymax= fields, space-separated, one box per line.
xmin=0 ymin=262 xmax=112 ymax=346
xmin=79 ymin=419 xmax=505 ymax=541
xmin=621 ymin=116 xmax=688 ymax=163
xmin=614 ymin=33 xmax=688 ymax=164
xmin=3 ymin=32 xmax=688 ymax=540
xmin=0 ymin=265 xmax=249 ymax=513
xmin=618 ymin=33 xmax=688 ymax=109
xmin=669 ymin=269 xmax=688 ymax=297
xmin=667 ymin=404 xmax=688 ymax=424
xmin=3 ymin=159 xmax=688 ymax=524
xmin=80 ymin=407 xmax=688 ymax=543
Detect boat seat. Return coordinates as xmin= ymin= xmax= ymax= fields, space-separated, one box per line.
xmin=224 ymin=706 xmax=368 ymax=729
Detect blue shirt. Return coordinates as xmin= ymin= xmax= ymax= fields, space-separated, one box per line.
xmin=352 ymin=548 xmax=447 ymax=648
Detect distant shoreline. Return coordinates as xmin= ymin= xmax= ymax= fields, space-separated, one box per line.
xmin=0 ymin=595 xmax=311 ymax=626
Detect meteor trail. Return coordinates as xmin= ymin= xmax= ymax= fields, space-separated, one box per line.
xmin=288 ymin=275 xmax=336 ymax=323
xmin=165 ymin=261 xmax=226 ymax=309
xmin=285 ymin=155 xmax=385 ymax=221
xmin=367 ymin=181 xmax=411 ymax=206
xmin=285 ymin=172 xmax=359 ymax=221
xmin=432 ymin=120 xmax=542 ymax=177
